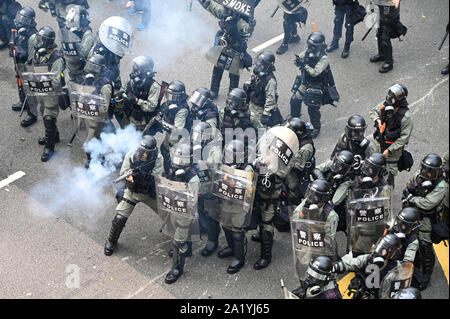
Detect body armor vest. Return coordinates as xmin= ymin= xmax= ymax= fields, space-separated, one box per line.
xmin=250 ymin=73 xmax=275 ymax=107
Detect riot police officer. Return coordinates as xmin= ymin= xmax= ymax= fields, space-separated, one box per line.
xmin=387 ymin=207 xmax=420 ymax=264
xmin=369 ymin=84 xmax=413 ymax=187
xmin=332 ymin=233 xmax=403 ymax=299
xmin=104 ymin=135 xmax=163 ymax=256
xmin=164 ymin=143 xmax=200 ymax=284
xmin=62 ymin=4 xmax=94 ymax=84
xmin=284 ymin=118 xmax=316 ymax=207
xmin=402 ymin=153 xmax=448 ymax=290
xmin=219 ymin=88 xmax=263 ymax=146
xmin=330 ymin=114 xmax=372 ymax=162
xmin=120 ymin=55 xmax=162 ymax=132
xmin=9 ymin=7 xmax=38 ymax=115
xmin=369 ymin=0 xmax=407 ymax=73
xmin=191 ymin=122 xmax=222 ymax=257
xmin=244 ymin=50 xmax=282 ymax=127
xmin=0 ymin=0 xmax=21 ymax=49
xmin=290 ymin=31 xmax=336 ymax=138
xmin=216 ymin=140 xmax=255 ymax=274
xmin=199 ymin=0 xmax=254 ymax=99
xmin=188 ymin=88 xmax=220 ymax=129
xmin=326 ymin=0 xmax=357 ymax=59
xmin=82 ymin=54 xmax=114 ymax=168
xmin=38 ymin=0 xmax=89 ymax=30
xmin=27 ymin=26 xmax=66 ymax=162
xmin=314 ymin=150 xmax=354 ymax=232
xmin=160 ymin=80 xmax=191 ymax=175
xmin=292 ymin=256 xmax=342 ymax=299
xmin=275 ymin=2 xmax=308 ymax=55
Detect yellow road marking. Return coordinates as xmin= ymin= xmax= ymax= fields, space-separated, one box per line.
xmin=434 ymin=240 xmax=449 ymax=285
xmin=338 ymin=273 xmax=356 ymax=299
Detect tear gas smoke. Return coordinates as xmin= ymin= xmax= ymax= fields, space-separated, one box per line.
xmin=29 ymin=125 xmax=143 ymax=223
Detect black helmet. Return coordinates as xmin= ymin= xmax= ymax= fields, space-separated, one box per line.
xmin=305 ymin=179 xmax=331 ymax=205
xmin=285 ymin=117 xmax=312 ymax=139
xmin=345 ymin=115 xmax=367 ymax=142
xmin=331 ymin=150 xmax=354 ymax=176
xmin=35 ymin=27 xmax=56 ymax=53
xmin=386 ymin=84 xmax=408 ymax=106
xmin=372 ymin=234 xmax=402 ymax=261
xmin=254 ymin=50 xmax=275 ymax=75
xmin=134 ymin=135 xmax=158 ymax=162
xmin=171 ymin=143 xmax=192 ymax=171
xmin=391 ymin=287 xmax=422 ymax=299
xmin=226 ymin=88 xmax=248 ymax=114
xmin=65 ymin=5 xmax=90 ymax=31
xmin=130 ymin=55 xmax=155 ymax=88
xmin=14 ymin=7 xmax=36 ymax=30
xmin=394 ymin=207 xmax=420 ymax=235
xmin=361 ymin=153 xmax=386 ymax=179
xmin=165 ymin=80 xmax=187 ymax=104
xmin=306 ymin=31 xmax=326 ymax=56
xmin=189 ymin=87 xmax=212 ymax=113
xmin=419 ymin=153 xmax=442 ymax=181
xmin=191 ymin=121 xmax=214 ymax=148
xmin=305 ymin=256 xmax=334 ymax=287
xmin=84 ymin=54 xmax=106 ymax=77
xmin=223 ymin=140 xmax=246 ymax=166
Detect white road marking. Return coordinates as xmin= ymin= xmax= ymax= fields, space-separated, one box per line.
xmin=252 ymin=33 xmax=285 ymax=53
xmin=410 ymin=77 xmax=449 ymax=112
xmin=0 ymin=171 xmax=26 ymax=189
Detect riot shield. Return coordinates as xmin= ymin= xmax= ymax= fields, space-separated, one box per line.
xmin=205 ymin=46 xmax=242 ymax=75
xmin=60 ymin=28 xmax=84 ymax=69
xmin=69 ymin=83 xmax=108 ymax=122
xmin=278 ymin=0 xmax=306 ymax=14
xmin=212 ymin=0 xmax=255 ymax=18
xmin=290 ymin=208 xmax=336 ymax=281
xmin=156 ymin=176 xmax=200 ymax=242
xmin=207 ymin=164 xmax=257 ymax=230
xmin=379 ymin=262 xmax=414 ymax=299
xmin=19 ymin=64 xmax=62 ymax=116
xmin=98 ymin=16 xmax=133 ymax=58
xmin=347 ymin=186 xmax=392 ymax=255
xmin=257 ymin=126 xmax=300 ymax=179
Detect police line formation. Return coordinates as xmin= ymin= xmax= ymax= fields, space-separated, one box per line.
xmin=0 ymin=0 xmax=449 ymax=299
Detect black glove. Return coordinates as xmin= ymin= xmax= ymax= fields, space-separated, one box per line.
xmin=261 ymin=114 xmax=271 ymax=126
xmin=292 ymin=285 xmax=306 ymax=299
xmin=294 ymin=55 xmax=304 ymax=68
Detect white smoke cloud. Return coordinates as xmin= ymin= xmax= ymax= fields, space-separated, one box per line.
xmin=28 ymin=125 xmax=143 ymax=223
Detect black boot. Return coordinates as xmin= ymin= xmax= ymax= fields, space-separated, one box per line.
xmin=227 ymin=231 xmax=246 ymax=274
xmin=12 ymin=102 xmax=23 ymax=112
xmin=308 ymin=104 xmax=321 ymax=139
xmin=251 ymin=232 xmax=261 ymax=243
xmin=370 ymin=33 xmax=385 ymax=62
xmin=201 ymin=218 xmax=221 ymax=257
xmin=218 ymin=227 xmax=234 ymax=258
xmin=210 ymin=66 xmax=223 ymax=100
xmin=341 ymin=42 xmax=351 ymax=59
xmin=168 ymin=241 xmax=192 ymax=258
xmin=104 ymin=214 xmax=128 ymax=256
xmin=276 ymin=43 xmax=289 ymax=55
xmin=253 ymin=229 xmax=273 ymax=270
xmin=326 ymin=38 xmax=339 ymax=53
xmin=290 ymin=34 xmax=301 ymax=43
xmin=41 ymin=116 xmax=57 ymax=162
xmin=85 ymin=152 xmax=91 ymax=169
xmin=441 ymin=64 xmax=449 ymax=75
xmin=418 ymin=241 xmax=435 ymax=290
xmin=229 ymin=73 xmax=240 ymax=92
xmin=21 ymin=108 xmax=37 ymax=127
xmin=165 ymin=241 xmax=186 ymax=284
xmin=38 ymin=130 xmax=60 ymax=145
xmin=379 ymin=61 xmax=393 ymax=73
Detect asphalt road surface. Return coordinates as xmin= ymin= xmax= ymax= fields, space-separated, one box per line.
xmin=0 ymin=0 xmax=448 ymax=300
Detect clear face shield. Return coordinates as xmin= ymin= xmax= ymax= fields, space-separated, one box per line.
xmin=14 ymin=13 xmax=34 ymax=30
xmin=305 ymin=185 xmax=330 ymax=208
xmin=419 ymin=164 xmax=440 ymax=181
xmin=226 ymin=96 xmax=246 ymax=116
xmin=345 ymin=125 xmax=366 ymax=142
xmin=330 ymin=156 xmax=351 ymax=177
xmin=165 ymin=90 xmax=185 ymax=104
xmin=135 ymin=146 xmax=157 ymax=162
xmin=65 ymin=7 xmax=81 ymax=31
xmin=188 ymin=91 xmax=208 ymax=112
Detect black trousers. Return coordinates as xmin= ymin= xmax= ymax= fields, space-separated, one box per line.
xmin=332 ymin=4 xmax=354 ymax=43
xmin=282 ymin=8 xmax=308 ymax=44
xmin=376 ymin=5 xmax=401 ymax=63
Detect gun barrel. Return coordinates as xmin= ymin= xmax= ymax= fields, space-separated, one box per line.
xmin=113 ymin=169 xmax=133 ymax=184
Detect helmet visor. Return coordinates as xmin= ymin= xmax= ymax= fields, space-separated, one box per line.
xmin=305 ymin=185 xmax=329 ymax=205
xmin=331 ymin=156 xmax=351 ymax=175
xmin=135 ymin=146 xmax=156 ymax=162
xmin=14 ymin=14 xmax=34 ymax=28
xmin=361 ymin=161 xmax=382 ymax=178
xmin=84 ymin=60 xmax=103 ymax=76
xmin=165 ymin=90 xmax=184 ymax=104
xmin=419 ymin=164 xmax=439 ymax=180
xmin=345 ymin=126 xmax=366 ymax=141
xmin=188 ymin=91 xmax=208 ymax=109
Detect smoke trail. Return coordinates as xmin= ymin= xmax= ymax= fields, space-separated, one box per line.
xmin=28 ymin=125 xmax=143 ymax=223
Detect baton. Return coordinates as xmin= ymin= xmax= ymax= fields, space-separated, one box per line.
xmin=67 ymin=117 xmax=80 ymax=147
xmin=19 ymin=95 xmax=28 ymax=117
xmin=438 ymin=31 xmax=449 ymax=51
xmin=362 ymin=19 xmax=377 ymax=41
xmin=271 ymin=6 xmax=279 ymax=18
